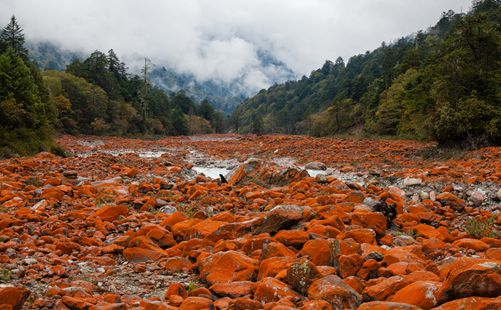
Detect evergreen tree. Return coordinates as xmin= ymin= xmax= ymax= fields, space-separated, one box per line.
xmin=0 ymin=16 xmax=28 ymax=59
xmin=0 ymin=48 xmax=56 ymax=156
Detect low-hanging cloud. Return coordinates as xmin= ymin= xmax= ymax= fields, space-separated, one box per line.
xmin=0 ymin=0 xmax=472 ymax=91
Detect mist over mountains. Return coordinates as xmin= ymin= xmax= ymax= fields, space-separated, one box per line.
xmin=26 ymin=41 xmax=296 ymax=112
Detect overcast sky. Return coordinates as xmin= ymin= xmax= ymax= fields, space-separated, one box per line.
xmin=1 ymin=0 xmax=472 ymax=89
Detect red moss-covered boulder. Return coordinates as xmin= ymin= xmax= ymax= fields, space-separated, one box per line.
xmin=178 ymin=296 xmax=214 ymax=309
xmin=258 ymin=256 xmax=295 ymax=280
xmin=432 ymin=296 xmax=501 ymax=310
xmin=437 ymin=258 xmax=501 ymax=303
xmin=254 ymin=205 xmax=313 ymax=234
xmin=436 ymin=192 xmax=465 ymax=211
xmin=199 ymin=251 xmax=258 ymax=285
xmin=339 ymin=254 xmax=364 ymax=278
xmin=122 ymin=247 xmax=164 ymax=262
xmin=254 ymin=277 xmax=302 ymax=303
xmin=390 ymin=281 xmax=441 ymax=309
xmin=308 ymin=275 xmax=362 ymax=309
xmin=351 ymin=211 xmax=388 ymax=235
xmin=89 ymin=205 xmax=129 ymax=222
xmin=299 ymin=239 xmax=337 ymax=266
xmin=0 ymin=287 xmax=30 ymax=310
xmin=357 ymin=301 xmax=423 ymax=309
xmin=209 ymin=281 xmax=256 ymax=298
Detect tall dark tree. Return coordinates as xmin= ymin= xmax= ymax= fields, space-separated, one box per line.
xmin=0 ymin=15 xmax=28 ymax=59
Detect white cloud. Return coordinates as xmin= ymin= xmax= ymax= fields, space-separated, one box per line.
xmin=0 ymin=0 xmax=472 ymax=90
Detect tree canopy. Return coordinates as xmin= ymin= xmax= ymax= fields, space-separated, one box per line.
xmin=234 ymin=0 xmax=501 ymax=147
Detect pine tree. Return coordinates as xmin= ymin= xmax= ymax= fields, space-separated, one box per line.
xmin=107 ymin=49 xmax=127 ymax=79
xmin=0 ymin=16 xmax=28 ymax=59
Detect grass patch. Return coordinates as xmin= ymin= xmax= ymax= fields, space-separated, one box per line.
xmin=465 ymin=216 xmax=497 ymax=239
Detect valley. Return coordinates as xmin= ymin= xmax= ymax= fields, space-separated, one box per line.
xmin=1 ymin=134 xmax=499 ymax=309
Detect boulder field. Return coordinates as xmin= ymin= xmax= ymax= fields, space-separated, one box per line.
xmin=0 ymin=134 xmax=499 ymax=309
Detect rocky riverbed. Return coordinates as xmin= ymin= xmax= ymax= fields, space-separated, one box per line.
xmin=0 ymin=134 xmax=499 ymax=309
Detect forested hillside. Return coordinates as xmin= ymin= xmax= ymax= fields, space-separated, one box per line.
xmin=234 ymin=0 xmax=501 ymax=146
xmin=27 ymin=42 xmax=296 ymax=114
xmin=0 ymin=16 xmax=57 ymax=157
xmin=0 ymin=17 xmax=226 ymax=157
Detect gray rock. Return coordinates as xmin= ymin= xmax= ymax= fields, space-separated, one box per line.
xmin=305 ymin=161 xmax=327 ymax=170
xmin=419 ymin=191 xmax=430 ymax=200
xmin=158 ymin=205 xmax=177 ymax=215
xmin=469 ymin=189 xmax=485 ymax=206
xmin=23 ymin=258 xmax=37 ymax=265
xmin=362 ymin=197 xmax=380 ymax=209
xmin=403 ymin=177 xmax=422 ymax=187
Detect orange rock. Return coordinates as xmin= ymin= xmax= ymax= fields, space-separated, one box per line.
xmin=363 ymin=276 xmax=408 ymax=301
xmin=123 ymin=247 xmax=164 ymax=262
xmin=209 ymin=281 xmax=255 ymax=298
xmin=171 ymin=218 xmax=202 ymax=240
xmin=414 ymin=224 xmax=441 ymax=239
xmin=432 ymin=296 xmax=501 ymax=310
xmin=164 ymin=283 xmax=188 ymax=299
xmin=357 ymin=301 xmax=422 ymax=309
xmin=199 ymin=251 xmax=258 ymax=285
xmin=308 ymin=275 xmax=362 ymax=309
xmin=452 ymin=238 xmax=489 ymax=252
xmin=274 ymin=230 xmax=310 ymax=249
xmin=146 ymin=227 xmax=176 ymax=248
xmin=161 ymin=257 xmax=193 ymax=273
xmin=89 ymin=205 xmax=128 ymax=222
xmin=261 ymin=241 xmax=296 ymax=259
xmin=299 ymin=239 xmax=336 ymax=266
xmin=258 ymin=256 xmax=295 ymax=280
xmin=61 ymin=296 xmax=93 ymax=310
xmin=486 ymin=248 xmax=501 ymax=260
xmin=351 ymin=211 xmax=387 ymax=235
xmin=357 ymin=259 xmax=380 ymax=280
xmin=167 ymin=295 xmax=184 ymax=307
xmin=188 ymin=287 xmax=212 ymax=298
xmin=343 ymin=276 xmax=365 ymax=294
xmin=307 ymin=224 xmax=341 ymax=238
xmin=254 ymin=204 xmax=312 ymax=234
xmin=339 ymin=254 xmax=364 ymax=278
xmin=178 ymin=296 xmax=214 ymax=310
xmin=437 ymin=258 xmax=501 ymax=304
xmin=103 ymin=293 xmax=121 ymax=303
xmin=390 ymin=281 xmax=441 ymax=309
xmin=0 ymin=287 xmax=30 ymax=310
xmin=299 ymin=300 xmax=333 ymax=309
xmin=128 ymin=235 xmax=165 ymax=252
xmin=344 ymin=228 xmax=377 ymax=244
xmin=254 ymin=277 xmax=301 ymax=303
xmin=55 ymin=241 xmax=81 ymax=255
xmin=383 ymin=247 xmax=424 ymax=266
xmin=241 ymin=234 xmax=272 ymax=254
xmin=192 ymin=220 xmax=226 ymax=238
xmin=345 ymin=191 xmax=365 ymax=203
xmin=310 ymin=215 xmax=345 ymax=231
xmin=160 ymin=211 xmax=189 ymax=229
xmin=227 ymin=297 xmax=262 ymax=309
xmin=422 ymin=238 xmax=448 ymax=256
xmin=436 ymin=192 xmax=465 ymax=211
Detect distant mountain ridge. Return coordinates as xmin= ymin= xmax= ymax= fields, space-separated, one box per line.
xmin=27 ymin=41 xmax=296 ymax=113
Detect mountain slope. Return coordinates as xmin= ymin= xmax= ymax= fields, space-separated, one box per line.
xmin=150 ymin=50 xmax=296 ymax=113
xmin=234 ymin=0 xmax=501 ymax=146
xmin=27 ymin=42 xmax=296 ymax=113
